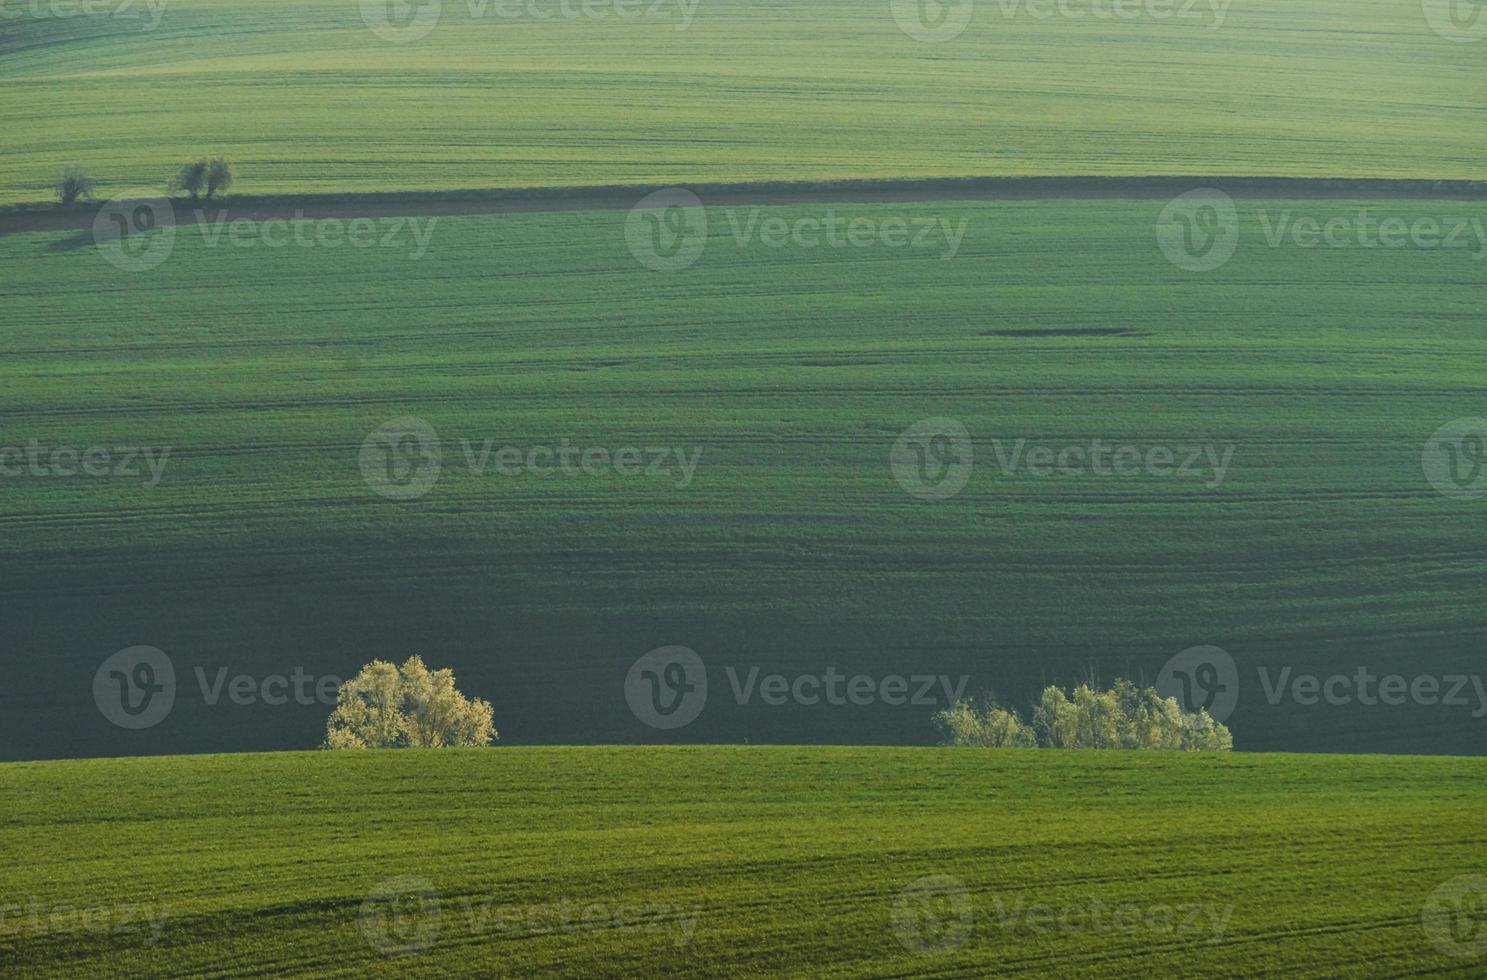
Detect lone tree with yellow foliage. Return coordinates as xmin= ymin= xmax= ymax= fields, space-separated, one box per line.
xmin=324 ymin=655 xmax=496 ymax=749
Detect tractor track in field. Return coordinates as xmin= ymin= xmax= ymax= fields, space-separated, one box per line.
xmin=3 ymin=176 xmax=1486 ymax=237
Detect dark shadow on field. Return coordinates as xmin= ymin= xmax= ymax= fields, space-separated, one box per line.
xmin=45 ymin=232 xmax=92 ymax=252
xmin=4 ymin=175 xmax=1487 ymax=236
xmin=6 ymin=559 xmax=1487 ymax=761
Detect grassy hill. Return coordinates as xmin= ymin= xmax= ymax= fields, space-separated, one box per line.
xmin=1 ymin=746 xmax=1484 ymax=976
xmin=0 ymin=0 xmax=1483 ymax=204
xmin=1 ymin=197 xmax=1484 ymax=759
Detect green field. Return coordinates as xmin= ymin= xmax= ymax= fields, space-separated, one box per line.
xmin=1 ymin=0 xmax=1483 ymax=204
xmin=2 ymin=197 xmax=1484 ymax=759
xmin=8 ymin=0 xmax=1486 ymax=975
xmin=2 ymin=746 xmax=1484 ymax=976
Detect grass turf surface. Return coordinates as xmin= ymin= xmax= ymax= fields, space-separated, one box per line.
xmin=1 ymin=197 xmax=1484 ymax=759
xmin=1 ymin=746 xmax=1485 ymax=976
xmin=0 ymin=0 xmax=1484 ymax=204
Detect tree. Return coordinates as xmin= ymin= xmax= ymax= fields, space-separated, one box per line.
xmin=1181 ymin=708 xmax=1234 ymax=752
xmin=205 ymin=158 xmax=233 ymax=199
xmin=170 ymin=161 xmax=207 ymax=200
xmin=933 ymin=697 xmax=1034 ymax=748
xmin=935 ymin=678 xmax=1232 ymax=751
xmin=55 ymin=167 xmax=95 ymax=207
xmin=324 ymin=656 xmax=496 ymax=749
xmin=1032 ymin=685 xmax=1079 ymax=748
xmin=1070 ymin=683 xmax=1121 ymax=749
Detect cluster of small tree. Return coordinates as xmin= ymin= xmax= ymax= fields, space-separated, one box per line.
xmin=170 ymin=158 xmax=234 ymax=200
xmin=933 ymin=678 xmax=1232 ymax=751
xmin=54 ymin=158 xmax=235 ymax=206
xmin=324 ymin=655 xmax=497 ymax=749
